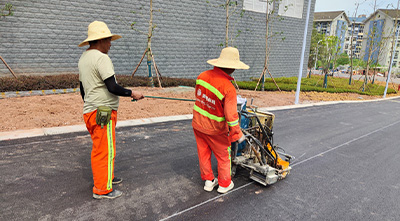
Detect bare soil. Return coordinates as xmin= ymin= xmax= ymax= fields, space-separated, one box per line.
xmin=0 ymin=86 xmax=395 ymax=132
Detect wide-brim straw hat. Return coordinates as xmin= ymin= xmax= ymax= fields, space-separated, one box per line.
xmin=207 ymin=47 xmax=249 ymax=70
xmin=78 ymin=21 xmax=122 ymax=47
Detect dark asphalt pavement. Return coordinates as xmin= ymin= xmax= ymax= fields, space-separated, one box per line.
xmin=1 ymin=98 xmax=400 ymax=220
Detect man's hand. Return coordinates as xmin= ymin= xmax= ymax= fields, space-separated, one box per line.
xmin=131 ymin=91 xmax=144 ymax=100
xmin=238 ymin=134 xmax=246 ymax=143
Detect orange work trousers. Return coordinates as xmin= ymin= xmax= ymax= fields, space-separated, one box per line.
xmin=193 ymin=129 xmax=231 ymax=188
xmin=83 ymin=110 xmax=117 ymax=195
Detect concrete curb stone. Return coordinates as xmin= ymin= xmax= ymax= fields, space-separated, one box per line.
xmin=1 ymin=96 xmax=399 ymax=141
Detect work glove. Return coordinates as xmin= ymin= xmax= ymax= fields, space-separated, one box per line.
xmin=238 ymin=134 xmax=246 ymax=144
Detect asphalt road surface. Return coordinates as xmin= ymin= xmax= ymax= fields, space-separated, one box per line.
xmin=1 ymin=97 xmax=400 ymax=221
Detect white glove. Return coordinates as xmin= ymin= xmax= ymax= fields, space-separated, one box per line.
xmin=238 ymin=134 xmax=246 ymax=143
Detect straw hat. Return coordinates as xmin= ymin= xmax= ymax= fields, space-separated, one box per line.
xmin=78 ymin=21 xmax=122 ymax=47
xmin=207 ymin=47 xmax=249 ymax=70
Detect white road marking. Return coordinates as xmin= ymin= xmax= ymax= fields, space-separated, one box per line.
xmin=160 ymin=119 xmax=400 ymax=220
xmin=159 ymin=182 xmax=254 ymax=221
xmin=291 ymin=119 xmax=400 ymax=167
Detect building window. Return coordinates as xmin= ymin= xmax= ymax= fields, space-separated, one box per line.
xmin=278 ymin=0 xmax=304 ymax=18
xmin=243 ymin=0 xmax=273 ymax=13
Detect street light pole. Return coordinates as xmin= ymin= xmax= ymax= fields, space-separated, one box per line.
xmin=294 ymin=0 xmax=312 ymax=104
xmin=384 ymin=0 xmax=400 ymax=98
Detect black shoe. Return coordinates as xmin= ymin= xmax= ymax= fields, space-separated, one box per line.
xmin=112 ymin=177 xmax=123 ymax=185
xmin=93 ymin=189 xmax=123 ymax=199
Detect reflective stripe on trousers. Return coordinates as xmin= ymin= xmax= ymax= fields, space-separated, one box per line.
xmin=83 ymin=110 xmax=117 ymax=195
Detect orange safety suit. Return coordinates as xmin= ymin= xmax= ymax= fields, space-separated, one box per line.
xmin=192 ymin=67 xmax=243 ymax=188
xmin=83 ymin=109 xmax=117 ymax=195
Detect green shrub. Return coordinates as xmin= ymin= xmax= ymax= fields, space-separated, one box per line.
xmin=0 ymin=75 xmax=79 ymax=92
xmin=0 ymin=74 xmax=196 ymax=92
xmin=0 ymin=74 xmax=396 ymax=96
xmin=238 ymin=75 xmax=397 ymax=96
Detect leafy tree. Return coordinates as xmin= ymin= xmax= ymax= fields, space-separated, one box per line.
xmin=255 ymin=0 xmax=288 ymax=91
xmin=1 ymin=3 xmax=17 ymax=78
xmin=352 ymin=58 xmax=366 ymax=69
xmin=336 ymin=53 xmax=350 ymax=66
xmin=205 ymin=0 xmax=247 ymax=47
xmin=308 ymin=28 xmax=324 ymax=68
xmin=319 ymin=35 xmax=340 ymax=74
xmin=125 ymin=0 xmax=162 ymax=87
xmin=317 ymin=35 xmax=340 ymax=88
xmin=1 ymin=3 xmax=14 ymax=17
xmin=347 ymin=1 xmax=362 ymax=85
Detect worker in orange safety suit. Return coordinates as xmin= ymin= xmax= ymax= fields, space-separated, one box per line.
xmin=192 ymin=47 xmax=248 ymax=194
xmin=78 ymin=21 xmax=144 ymax=199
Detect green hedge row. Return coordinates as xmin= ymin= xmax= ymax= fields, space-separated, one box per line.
xmin=0 ymin=74 xmax=396 ymax=96
xmin=0 ymin=74 xmax=196 ymax=92
xmin=239 ymin=75 xmax=397 ymax=96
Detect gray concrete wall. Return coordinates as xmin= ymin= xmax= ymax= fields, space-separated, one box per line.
xmin=0 ymin=0 xmax=315 ymax=81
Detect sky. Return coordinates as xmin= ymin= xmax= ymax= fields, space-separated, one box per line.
xmin=315 ymin=0 xmax=399 ymax=17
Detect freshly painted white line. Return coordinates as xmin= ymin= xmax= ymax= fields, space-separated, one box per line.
xmin=160 ymin=119 xmax=400 ymax=220
xmin=159 ymin=182 xmax=254 ymax=221
xmin=291 ymin=119 xmax=400 ymax=167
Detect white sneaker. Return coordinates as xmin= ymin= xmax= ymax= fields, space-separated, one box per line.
xmin=204 ymin=178 xmax=218 ymax=192
xmin=217 ymin=181 xmax=234 ymax=194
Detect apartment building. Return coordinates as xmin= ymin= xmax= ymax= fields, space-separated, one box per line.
xmin=314 ymin=11 xmax=350 ymax=53
xmin=362 ymin=9 xmax=400 ymax=70
xmin=344 ymin=15 xmax=366 ymax=59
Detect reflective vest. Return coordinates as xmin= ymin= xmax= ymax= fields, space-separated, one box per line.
xmin=192 ymin=67 xmax=243 ymax=142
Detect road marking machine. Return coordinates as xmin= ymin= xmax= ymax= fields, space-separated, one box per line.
xmin=134 ymin=94 xmax=292 ymax=186
xmin=231 ymin=98 xmax=293 ymax=186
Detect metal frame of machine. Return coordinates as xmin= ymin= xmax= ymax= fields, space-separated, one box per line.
xmin=231 ymin=105 xmax=293 ymax=186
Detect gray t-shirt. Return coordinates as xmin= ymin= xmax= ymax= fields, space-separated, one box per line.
xmin=78 ymin=49 xmax=119 ymax=114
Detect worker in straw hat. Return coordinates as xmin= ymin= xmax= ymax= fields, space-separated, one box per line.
xmin=192 ymin=47 xmax=248 ymax=194
xmin=78 ymin=21 xmax=144 ymax=199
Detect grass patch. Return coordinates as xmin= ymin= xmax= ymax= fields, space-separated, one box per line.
xmin=237 ymin=75 xmax=397 ymax=96
xmin=0 ymin=74 xmax=397 ymax=96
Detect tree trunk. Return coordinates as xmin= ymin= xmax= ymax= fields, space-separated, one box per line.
xmin=147 ymin=0 xmax=154 ymax=87
xmin=349 ymin=22 xmax=354 ymax=85
xmin=225 ymin=0 xmax=230 ymax=47
xmin=261 ymin=1 xmax=270 ymax=91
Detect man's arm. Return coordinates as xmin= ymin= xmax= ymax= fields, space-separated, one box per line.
xmin=104 ymin=75 xmax=144 ymax=100
xmin=79 ymin=81 xmax=85 ymax=102
xmin=224 ymin=89 xmax=244 ymax=143
xmin=104 ymin=75 xmax=132 ymax=96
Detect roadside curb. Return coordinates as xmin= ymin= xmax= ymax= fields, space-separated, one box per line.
xmin=1 ymin=96 xmax=399 ymax=141
xmin=0 ymin=114 xmax=193 ymax=141
xmin=0 ymin=88 xmax=79 ymax=99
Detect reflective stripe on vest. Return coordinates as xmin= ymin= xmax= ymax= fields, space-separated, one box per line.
xmin=196 ymin=79 xmax=224 ymax=100
xmin=227 ymin=119 xmax=239 ymax=127
xmin=193 ymin=104 xmax=225 ymax=122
